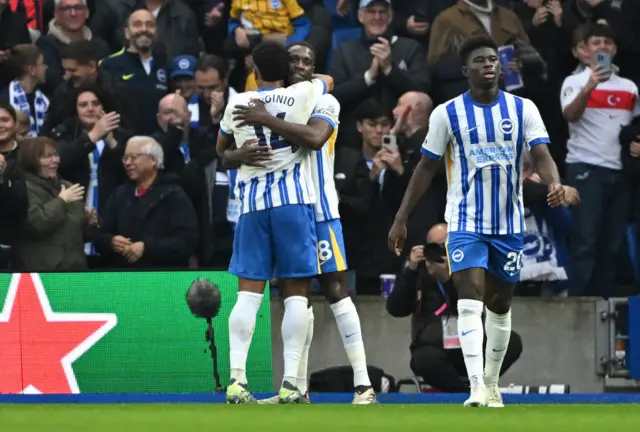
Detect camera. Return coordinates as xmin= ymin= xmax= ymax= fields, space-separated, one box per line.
xmin=424 ymin=242 xmax=447 ymax=264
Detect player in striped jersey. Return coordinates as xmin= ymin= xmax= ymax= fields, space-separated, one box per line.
xmin=388 ymin=37 xmax=565 ymax=408
xmin=231 ymin=41 xmax=376 ymax=405
xmin=216 ymin=41 xmax=334 ymax=404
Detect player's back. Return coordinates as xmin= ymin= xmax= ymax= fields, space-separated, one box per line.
xmin=426 ymin=90 xmax=549 ymax=235
xmin=220 ymin=79 xmax=328 ymax=213
xmin=308 ymin=93 xmax=341 ymax=222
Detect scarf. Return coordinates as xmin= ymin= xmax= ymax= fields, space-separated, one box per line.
xmin=520 ymin=207 xmax=568 ymax=282
xmin=9 ymin=80 xmax=49 ymax=137
xmin=84 ymin=139 xmax=105 ymax=255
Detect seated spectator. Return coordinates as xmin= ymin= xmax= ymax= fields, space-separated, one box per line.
xmin=15 ymin=109 xmax=31 ymax=142
xmin=329 ymin=0 xmax=429 ymax=149
xmin=0 ymin=101 xmax=28 ymax=269
xmin=36 ymin=0 xmax=110 ymax=97
xmin=50 ymin=86 xmax=129 ymax=223
xmin=386 ymin=223 xmax=523 ymax=393
xmin=99 ymin=9 xmax=169 ymax=136
xmin=94 ymin=136 xmax=199 ymax=269
xmin=2 ymin=44 xmax=48 ymax=137
xmin=0 ymin=0 xmax=31 ymax=89
xmin=42 ymin=40 xmax=137 ymax=135
xmin=109 ymin=0 xmax=200 ymax=60
xmin=12 ymin=136 xmax=95 ymax=271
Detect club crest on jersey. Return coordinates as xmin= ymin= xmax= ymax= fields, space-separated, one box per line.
xmin=451 ymin=249 xmax=464 ymax=263
xmin=270 ymin=0 xmax=281 ymax=8
xmin=499 ymin=118 xmax=514 ymax=135
xmin=157 ymin=69 xmax=167 ymax=83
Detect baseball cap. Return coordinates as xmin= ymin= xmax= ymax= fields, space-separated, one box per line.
xmin=171 ymin=55 xmax=197 ymax=79
xmin=359 ymin=0 xmax=390 ymax=8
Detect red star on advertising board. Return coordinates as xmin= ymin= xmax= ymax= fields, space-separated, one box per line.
xmin=0 ymin=273 xmax=117 ymax=394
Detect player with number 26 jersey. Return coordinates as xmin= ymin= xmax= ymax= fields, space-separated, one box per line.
xmin=219 ymin=78 xmax=328 ymax=281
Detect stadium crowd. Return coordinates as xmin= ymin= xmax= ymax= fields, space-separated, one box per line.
xmin=0 ymin=0 xmax=639 ymax=299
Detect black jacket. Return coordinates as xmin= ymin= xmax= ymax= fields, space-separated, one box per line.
xmin=41 ymin=69 xmax=138 ymax=136
xmin=36 ymin=22 xmax=111 ymax=97
xmin=0 ymin=143 xmax=28 ymax=246
xmin=386 ymin=264 xmax=459 ymax=350
xmin=94 ymin=173 xmax=199 ymax=268
xmin=99 ymin=50 xmax=169 ymax=135
xmin=51 ymin=120 xmax=130 ymax=214
xmin=329 ymin=33 xmax=429 ymax=148
xmin=109 ymin=0 xmax=200 ymax=60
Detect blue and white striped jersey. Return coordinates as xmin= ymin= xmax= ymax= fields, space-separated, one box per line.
xmin=219 ymin=79 xmax=327 ymax=214
xmin=308 ymin=94 xmax=340 ymax=222
xmin=421 ymin=90 xmax=550 ymax=235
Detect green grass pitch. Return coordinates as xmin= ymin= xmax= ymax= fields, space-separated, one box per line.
xmin=1 ymin=404 xmax=639 ymax=431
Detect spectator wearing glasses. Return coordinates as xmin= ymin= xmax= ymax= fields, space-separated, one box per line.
xmin=36 ymin=0 xmax=110 ymax=97
xmin=94 ymin=136 xmax=198 ymax=269
xmin=386 ymin=223 xmax=523 ymax=393
xmin=12 ymin=136 xmax=97 ymax=271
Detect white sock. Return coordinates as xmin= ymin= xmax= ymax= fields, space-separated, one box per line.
xmin=457 ymin=299 xmax=485 ymax=382
xmin=484 ymin=308 xmax=511 ymax=385
xmin=330 ymin=298 xmax=371 ymax=387
xmin=228 ymin=291 xmax=263 ymax=384
xmin=296 ymin=306 xmax=314 ymax=394
xmin=281 ymin=296 xmax=309 ymax=387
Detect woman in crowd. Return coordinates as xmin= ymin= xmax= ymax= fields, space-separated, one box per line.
xmin=12 ymin=136 xmax=97 ymax=271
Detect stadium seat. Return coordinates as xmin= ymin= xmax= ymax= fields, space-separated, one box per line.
xmin=326 ymin=26 xmax=362 ymax=69
xmin=626 ymin=224 xmax=639 ymax=281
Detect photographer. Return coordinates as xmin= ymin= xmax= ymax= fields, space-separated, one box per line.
xmin=386 ymin=223 xmax=523 ymax=393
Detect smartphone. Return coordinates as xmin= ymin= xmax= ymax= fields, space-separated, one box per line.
xmin=596 ymin=51 xmax=612 ymax=75
xmin=382 ymin=134 xmax=398 ymax=151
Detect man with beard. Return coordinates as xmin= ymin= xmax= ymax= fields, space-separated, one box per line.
xmin=99 ymin=8 xmax=168 ymax=135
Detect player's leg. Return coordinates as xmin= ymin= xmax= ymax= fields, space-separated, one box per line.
xmin=226 ymin=211 xmax=271 ymax=404
xmin=482 ymin=234 xmax=523 ymax=408
xmin=272 ymin=204 xmax=318 ymax=403
xmin=317 ymin=219 xmax=376 ymax=404
xmin=447 ymin=231 xmax=490 ymax=407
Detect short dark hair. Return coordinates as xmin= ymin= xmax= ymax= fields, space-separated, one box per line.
xmin=0 ymin=100 xmax=17 ymax=122
xmin=458 ymin=36 xmax=498 ymax=65
xmin=252 ymin=41 xmax=289 ymax=82
xmin=355 ymin=98 xmax=389 ymax=122
xmin=61 ymin=40 xmax=99 ymax=65
xmin=196 ymin=54 xmax=229 ymax=81
xmin=287 ymin=41 xmax=317 ymax=62
xmin=19 ymin=137 xmax=57 ymax=174
xmin=7 ymin=44 xmax=42 ymax=79
xmin=582 ymin=23 xmax=616 ymax=43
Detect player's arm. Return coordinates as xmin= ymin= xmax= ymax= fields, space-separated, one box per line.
xmin=216 ymin=131 xmax=233 ymax=156
xmin=216 ymin=101 xmax=236 ymax=155
xmin=524 ymin=99 xmax=564 ymax=207
xmin=389 ymin=106 xmax=449 ymax=254
xmin=263 ymin=117 xmax=332 ymax=150
xmin=312 ymin=74 xmax=334 ymax=93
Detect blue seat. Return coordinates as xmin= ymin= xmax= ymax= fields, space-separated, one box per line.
xmin=326 ymin=26 xmax=362 ymax=70
xmin=626 ymin=224 xmax=640 ymax=281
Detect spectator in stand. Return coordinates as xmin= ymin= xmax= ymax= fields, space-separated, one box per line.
xmin=94 ymin=136 xmax=198 ymax=269
xmin=170 ymin=55 xmax=200 ymax=126
xmin=50 ymin=86 xmax=129 ymax=243
xmin=0 ymin=0 xmax=30 ymax=89
xmin=0 ymin=101 xmax=28 ymax=269
xmin=9 ymin=0 xmax=45 ymax=42
xmin=345 ymin=98 xmax=405 ymax=294
xmin=387 ymin=91 xmax=445 ymax=253
xmin=36 ymin=0 xmax=110 ymax=97
xmin=100 ymin=9 xmax=169 ymax=135
xmin=329 ymin=0 xmax=429 ymax=150
xmin=15 ymin=109 xmax=31 ymax=141
xmin=386 ymin=223 xmax=522 ymax=392
xmin=12 ymin=136 xmax=97 ymax=271
xmin=560 ymin=23 xmax=638 ymax=297
xmin=108 ymin=0 xmax=200 ymax=60
xmin=184 ymin=0 xmax=227 ymax=56
xmin=42 ymin=40 xmax=137 ymax=135
xmin=195 ymin=54 xmax=235 ymax=128
xmin=2 ymin=44 xmax=48 ymax=137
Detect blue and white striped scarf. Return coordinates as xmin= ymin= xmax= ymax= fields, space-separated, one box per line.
xmin=8 ymin=80 xmax=49 ymax=137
